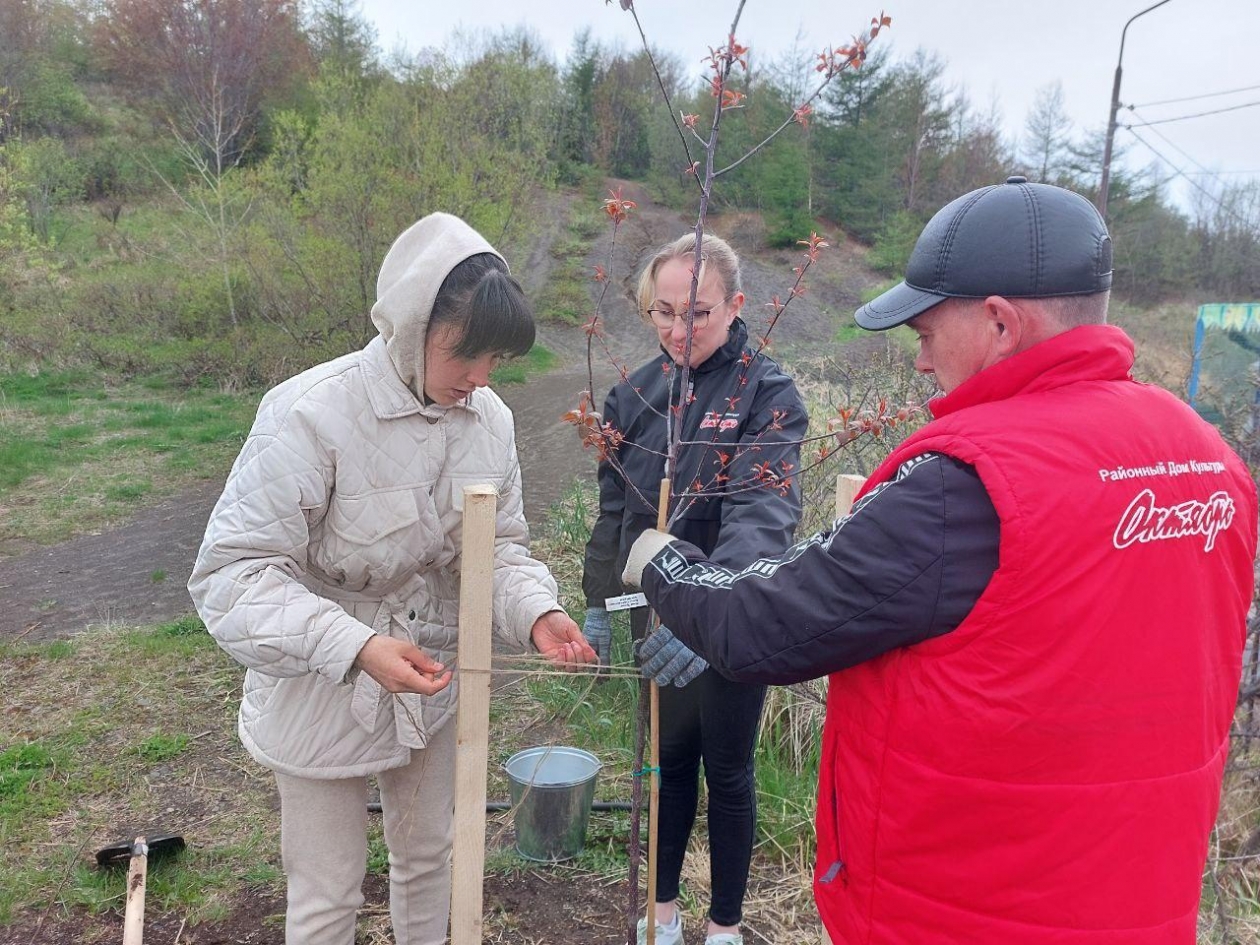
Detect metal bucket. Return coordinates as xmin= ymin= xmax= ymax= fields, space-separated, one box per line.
xmin=503 ymin=746 xmax=602 ymax=862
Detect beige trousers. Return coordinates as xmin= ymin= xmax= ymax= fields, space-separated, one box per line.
xmin=274 ymin=720 xmax=458 ymax=945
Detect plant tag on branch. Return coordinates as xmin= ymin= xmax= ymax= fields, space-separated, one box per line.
xmin=605 ymin=592 xmax=648 ymax=612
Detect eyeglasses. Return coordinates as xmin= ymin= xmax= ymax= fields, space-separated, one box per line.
xmin=646 ymin=297 xmax=729 ymax=330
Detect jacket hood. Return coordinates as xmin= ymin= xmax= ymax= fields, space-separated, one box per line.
xmin=369 ymin=213 xmax=505 ymax=395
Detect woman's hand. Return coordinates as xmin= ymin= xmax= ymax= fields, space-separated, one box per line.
xmin=531 ymin=610 xmax=597 ymax=670
xmin=355 ymin=635 xmax=453 ymax=695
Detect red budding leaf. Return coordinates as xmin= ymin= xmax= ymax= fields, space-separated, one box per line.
xmin=797 ymin=232 xmax=830 ymax=262
xmin=603 ymin=187 xmax=637 ymax=224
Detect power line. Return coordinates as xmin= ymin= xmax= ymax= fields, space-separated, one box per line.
xmin=1125 ymin=99 xmax=1260 ymax=127
xmin=1122 ymin=126 xmax=1214 ymax=205
xmin=1126 ymin=106 xmax=1260 ymax=182
xmin=1127 ymin=82 xmax=1260 ymax=109
xmin=1125 ymin=107 xmax=1216 ymax=178
xmin=1181 ymin=169 xmax=1260 ymax=177
xmin=1123 ymin=125 xmax=1257 ymax=230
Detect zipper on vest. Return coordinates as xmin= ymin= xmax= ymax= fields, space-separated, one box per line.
xmin=819 ymin=860 xmax=846 ymax=885
xmin=818 ymin=784 xmax=847 ymax=887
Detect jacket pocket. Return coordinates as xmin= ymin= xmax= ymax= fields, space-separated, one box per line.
xmin=326 ymin=488 xmax=423 ymax=546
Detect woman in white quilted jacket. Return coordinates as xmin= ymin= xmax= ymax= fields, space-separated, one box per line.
xmin=189 ymin=212 xmax=595 ymax=944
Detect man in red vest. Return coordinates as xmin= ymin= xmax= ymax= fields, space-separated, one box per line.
xmin=620 ymin=177 xmax=1258 ymax=944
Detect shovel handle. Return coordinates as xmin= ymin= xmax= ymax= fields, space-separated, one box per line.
xmin=122 ymin=836 xmax=148 ymax=945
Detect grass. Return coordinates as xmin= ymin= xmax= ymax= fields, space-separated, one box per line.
xmin=135 ymin=733 xmax=191 ymax=762
xmin=0 ymin=615 xmax=275 ymax=928
xmin=0 ymin=369 xmax=259 ymax=549
xmin=490 ymin=344 xmax=558 ymax=386
xmin=534 ymin=192 xmax=606 ymax=326
xmin=1108 ymin=295 xmax=1198 ymax=392
xmin=0 ymin=341 xmax=567 ymax=554
xmin=830 ymin=280 xmax=909 ymax=346
xmin=832 ymin=321 xmax=865 ymax=344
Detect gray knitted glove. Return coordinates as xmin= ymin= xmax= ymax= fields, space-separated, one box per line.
xmin=635 ymin=627 xmax=707 ymax=687
xmin=582 ymin=607 xmax=613 ymax=667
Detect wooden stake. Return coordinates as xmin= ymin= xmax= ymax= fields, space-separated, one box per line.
xmin=627 ymin=684 xmax=648 ymax=945
xmin=450 ymin=484 xmax=497 ymax=945
xmin=645 ymin=477 xmax=669 ymax=945
xmin=835 ymin=473 xmax=866 ymax=520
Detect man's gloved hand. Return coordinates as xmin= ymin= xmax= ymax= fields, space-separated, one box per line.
xmin=635 ymin=627 xmax=708 ymax=687
xmin=621 ymin=528 xmax=678 ymax=587
xmin=582 ymin=607 xmax=613 ymax=666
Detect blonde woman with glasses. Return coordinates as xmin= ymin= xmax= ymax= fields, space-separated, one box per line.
xmin=580 ymin=233 xmax=807 ymax=945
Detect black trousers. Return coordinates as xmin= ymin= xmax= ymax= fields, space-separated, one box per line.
xmin=635 ymin=609 xmax=767 ymax=926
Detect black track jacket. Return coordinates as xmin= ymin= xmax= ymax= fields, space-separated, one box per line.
xmin=582 ymin=318 xmax=807 ymax=608
xmin=642 ymin=452 xmax=1000 ymax=683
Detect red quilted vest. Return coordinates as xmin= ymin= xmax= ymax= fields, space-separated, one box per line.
xmin=814 ymin=326 xmax=1257 ymax=944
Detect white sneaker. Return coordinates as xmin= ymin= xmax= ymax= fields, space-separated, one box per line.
xmin=636 ymin=912 xmax=684 ymax=945
xmin=705 ymin=935 xmax=744 ymax=945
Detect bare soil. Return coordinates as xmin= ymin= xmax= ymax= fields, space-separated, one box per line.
xmin=0 ymin=873 xmax=626 ymax=945
xmin=1 ymin=865 xmax=811 ymax=944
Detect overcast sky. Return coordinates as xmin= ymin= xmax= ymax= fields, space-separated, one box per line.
xmin=358 ymin=0 xmax=1260 ymax=214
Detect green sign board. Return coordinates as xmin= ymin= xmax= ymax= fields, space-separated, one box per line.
xmin=1189 ymin=303 xmax=1260 ymax=409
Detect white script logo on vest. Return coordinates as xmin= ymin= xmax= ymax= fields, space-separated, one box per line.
xmin=1113 ymin=488 xmax=1236 ymax=552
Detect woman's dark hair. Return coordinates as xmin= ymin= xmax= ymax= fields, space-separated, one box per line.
xmin=430 ymin=253 xmax=535 ymax=359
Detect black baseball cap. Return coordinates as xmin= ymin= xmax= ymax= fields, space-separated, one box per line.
xmin=854 ymin=177 xmax=1113 ymax=331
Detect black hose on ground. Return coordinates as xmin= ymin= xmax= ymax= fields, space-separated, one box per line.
xmin=367 ymin=800 xmax=633 ymax=813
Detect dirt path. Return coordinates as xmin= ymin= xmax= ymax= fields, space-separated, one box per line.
xmin=0 ymin=182 xmax=882 ymax=643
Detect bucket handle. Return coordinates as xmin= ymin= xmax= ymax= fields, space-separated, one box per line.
xmin=503 ymin=747 xmax=603 ymax=784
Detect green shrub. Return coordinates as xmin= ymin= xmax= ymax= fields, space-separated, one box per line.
xmin=868 ymin=210 xmax=923 ymax=276
xmin=765 ymin=205 xmax=817 ymax=250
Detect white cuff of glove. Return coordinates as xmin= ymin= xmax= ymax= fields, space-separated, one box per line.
xmin=621 ymin=528 xmax=678 ymax=588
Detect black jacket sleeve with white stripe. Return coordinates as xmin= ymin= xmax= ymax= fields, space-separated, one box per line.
xmin=640 ymin=453 xmax=1000 ymax=685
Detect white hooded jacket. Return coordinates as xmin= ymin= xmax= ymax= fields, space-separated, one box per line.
xmin=189 ymin=214 xmax=560 ymax=778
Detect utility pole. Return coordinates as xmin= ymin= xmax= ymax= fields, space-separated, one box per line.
xmin=1098 ymin=0 xmax=1176 ymax=219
